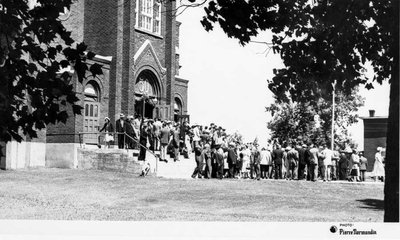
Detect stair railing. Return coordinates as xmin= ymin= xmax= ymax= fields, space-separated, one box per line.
xmin=48 ymin=132 xmax=160 ymax=175
xmin=123 ymin=133 xmax=159 ymax=174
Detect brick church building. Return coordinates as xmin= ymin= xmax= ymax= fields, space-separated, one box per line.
xmin=68 ymin=0 xmax=188 ymax=123
xmin=1 ymin=0 xmax=189 ymax=169
xmin=48 ymin=0 xmax=189 ymax=142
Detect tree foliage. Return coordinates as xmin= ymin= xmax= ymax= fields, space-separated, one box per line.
xmin=199 ymin=0 xmax=398 ymax=221
xmin=0 ymin=0 xmax=102 ymax=146
xmin=201 ymin=0 xmax=396 ymax=100
xmin=267 ymin=90 xmax=364 ymax=147
xmin=226 ymin=131 xmax=244 ymax=145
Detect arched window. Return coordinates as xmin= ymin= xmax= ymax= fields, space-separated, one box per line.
xmin=84 ymin=82 xmax=99 ymax=102
xmin=174 ymin=97 xmax=183 ymax=115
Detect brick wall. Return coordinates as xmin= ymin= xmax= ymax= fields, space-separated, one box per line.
xmin=52 ymin=0 xmax=188 ymax=140
xmin=175 ymin=78 xmax=189 ymax=114
xmin=62 ymin=0 xmax=84 ymax=43
xmin=46 ymin=100 xmax=77 ymax=143
xmin=121 ymin=0 xmax=132 ymax=114
xmin=46 ymin=0 xmax=86 ymax=144
xmin=175 ymin=21 xmax=181 ymax=75
xmin=84 ymin=0 xmax=118 ymax=56
xmin=164 ymin=1 xmax=176 ymax=109
xmin=84 ymin=0 xmax=119 ymax=123
xmin=47 ymin=59 xmax=111 ymax=144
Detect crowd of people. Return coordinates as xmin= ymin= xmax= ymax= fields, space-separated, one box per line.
xmin=98 ymin=114 xmax=386 ymax=181
xmin=189 ymin=136 xmax=385 ymax=183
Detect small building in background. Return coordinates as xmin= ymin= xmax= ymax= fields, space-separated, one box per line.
xmin=360 ymin=110 xmax=387 ymax=171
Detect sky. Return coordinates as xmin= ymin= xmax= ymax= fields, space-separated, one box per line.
xmin=177 ymin=5 xmax=391 ymax=148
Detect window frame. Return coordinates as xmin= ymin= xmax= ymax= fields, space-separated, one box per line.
xmin=153 ymin=2 xmax=161 ymax=35
xmin=135 ymin=0 xmax=162 ymax=36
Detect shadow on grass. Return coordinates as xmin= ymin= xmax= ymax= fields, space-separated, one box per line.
xmin=357 ymin=199 xmax=384 ymax=211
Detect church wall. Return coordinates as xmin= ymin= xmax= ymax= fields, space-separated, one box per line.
xmin=47 ymin=0 xmax=186 ymax=150
xmin=164 ymin=1 xmax=176 ymax=110
xmin=175 ymin=79 xmax=189 ymax=115
xmin=84 ymin=0 xmax=119 ymax=124
xmin=63 ymin=0 xmax=85 ymax=43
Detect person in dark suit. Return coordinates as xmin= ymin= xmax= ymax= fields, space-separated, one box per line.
xmin=125 ymin=116 xmax=137 ymax=149
xmin=138 ymin=122 xmax=149 ymax=161
xmin=296 ymin=144 xmax=307 ymax=180
xmin=115 ymin=113 xmax=126 ymax=149
xmin=172 ymin=123 xmax=180 ymax=162
xmin=215 ymin=145 xmax=225 ymax=179
xmin=339 ymin=151 xmax=350 ymax=180
xmin=272 ymin=144 xmax=284 ymax=179
xmin=147 ymin=120 xmax=155 ymax=151
xmin=252 ymin=146 xmax=261 ymax=180
xmin=191 ymin=143 xmax=204 ymax=178
xmin=226 ymin=142 xmax=237 ymax=178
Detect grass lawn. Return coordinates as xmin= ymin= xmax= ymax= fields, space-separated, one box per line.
xmin=0 ymin=168 xmax=384 ymax=221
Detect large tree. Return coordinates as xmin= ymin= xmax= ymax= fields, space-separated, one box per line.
xmin=0 ymin=0 xmax=102 ymax=152
xmin=267 ymin=89 xmax=364 ymax=147
xmin=200 ymin=0 xmax=398 ymax=221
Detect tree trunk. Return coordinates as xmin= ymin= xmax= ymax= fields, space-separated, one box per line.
xmin=384 ymin=1 xmax=399 ymax=221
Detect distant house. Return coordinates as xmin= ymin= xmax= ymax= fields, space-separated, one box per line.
xmin=360 ymin=110 xmax=387 ymax=171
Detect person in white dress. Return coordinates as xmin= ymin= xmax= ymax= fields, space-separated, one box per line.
xmin=373 ymin=147 xmax=385 ymax=182
xmin=241 ymin=145 xmax=251 ymax=179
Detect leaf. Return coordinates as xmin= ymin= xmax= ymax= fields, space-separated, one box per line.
xmin=60 ymin=60 xmax=70 ymax=68
xmin=201 ymin=17 xmax=214 ymax=32
xmin=74 ymin=60 xmax=88 ymax=83
xmin=48 ymin=47 xmax=57 ymax=59
xmin=76 ymin=42 xmax=88 ymax=53
xmin=56 ymin=44 xmax=63 ymax=52
xmin=87 ymin=51 xmax=96 ymax=60
xmin=365 ymin=83 xmax=374 ymax=90
xmin=89 ymin=63 xmax=103 ymax=77
xmin=72 ymin=105 xmax=83 ymax=115
xmin=57 ymin=111 xmax=69 ymax=123
xmin=28 ymin=63 xmax=37 ymax=74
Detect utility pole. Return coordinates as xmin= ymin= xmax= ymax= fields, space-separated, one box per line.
xmin=331 ymin=80 xmax=337 ymax=150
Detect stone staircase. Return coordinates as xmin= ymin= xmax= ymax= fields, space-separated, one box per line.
xmin=77 ymin=147 xmax=142 ymax=174
xmin=77 ymin=144 xmax=195 ymax=178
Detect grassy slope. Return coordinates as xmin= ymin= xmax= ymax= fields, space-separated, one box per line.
xmin=0 ymin=168 xmax=384 ymax=221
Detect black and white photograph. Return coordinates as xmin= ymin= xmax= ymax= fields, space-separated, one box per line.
xmin=0 ymin=0 xmax=398 ymax=239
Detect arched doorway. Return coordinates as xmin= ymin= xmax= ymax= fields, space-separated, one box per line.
xmin=173 ymin=97 xmax=183 ymax=122
xmin=134 ymin=70 xmax=160 ymax=119
xmin=83 ymin=81 xmax=100 ymax=144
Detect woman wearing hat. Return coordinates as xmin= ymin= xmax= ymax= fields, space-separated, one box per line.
xmin=349 ymin=149 xmax=360 ymax=182
xmin=99 ymin=117 xmax=114 ymax=148
xmin=372 ymin=147 xmax=385 ymax=182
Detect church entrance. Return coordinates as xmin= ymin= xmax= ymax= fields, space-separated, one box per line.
xmin=134 ymin=70 xmax=160 ymax=119
xmin=83 ymin=81 xmax=100 ymax=144
xmin=134 ymin=100 xmax=155 ymax=119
